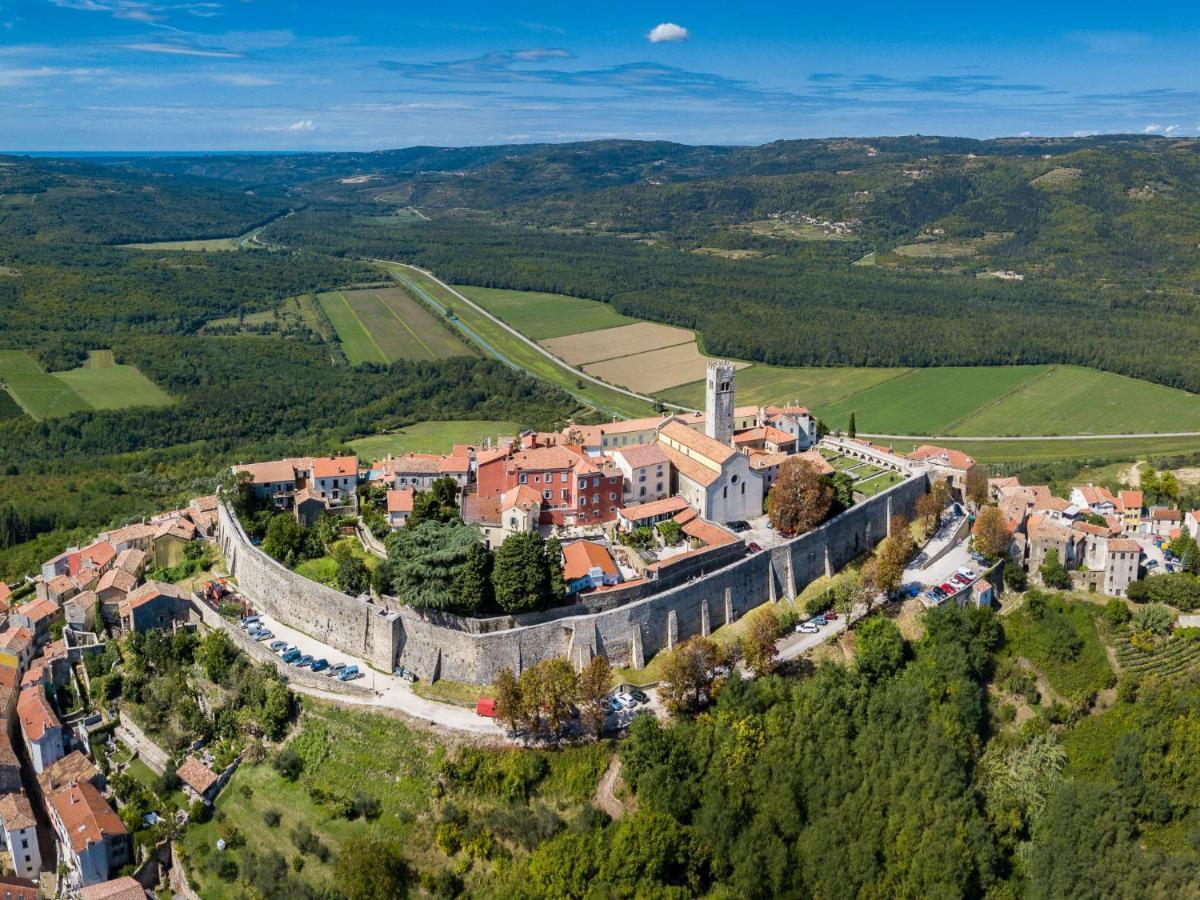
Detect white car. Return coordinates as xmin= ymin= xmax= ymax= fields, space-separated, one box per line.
xmin=796 ymin=623 xmax=819 ymax=634
xmin=617 ymin=692 xmax=637 ymax=708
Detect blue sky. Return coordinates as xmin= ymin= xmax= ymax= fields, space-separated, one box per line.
xmin=1 ymin=1 xmax=1198 ymax=150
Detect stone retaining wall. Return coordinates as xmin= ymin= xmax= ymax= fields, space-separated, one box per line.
xmin=217 ymin=473 xmax=927 ymax=684
xmin=115 ymin=711 xmax=169 ymax=775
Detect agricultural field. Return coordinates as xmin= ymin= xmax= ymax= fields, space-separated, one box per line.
xmin=660 ymin=364 xmax=908 ymax=411
xmin=0 ymin=350 xmax=91 ymax=418
xmin=584 ymin=342 xmax=750 ymax=394
xmin=947 ymin=365 xmax=1200 ymax=436
xmin=0 ymin=349 xmax=172 ymax=419
xmin=452 ymin=285 xmax=635 ymax=340
xmin=1110 ymin=627 xmax=1200 ymax=681
xmin=816 ymin=366 xmax=1050 ymax=435
xmin=316 ymin=288 xmax=470 ymax=365
xmin=348 ymin=420 xmax=520 ymax=459
xmin=378 ymin=263 xmax=654 ymax=418
xmin=886 ymin=434 xmax=1200 ymax=465
xmin=541 ymin=322 xmax=694 ymax=366
xmin=55 ymin=361 xmax=173 ymax=412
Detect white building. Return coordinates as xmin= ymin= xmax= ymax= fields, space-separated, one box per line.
xmin=609 ymin=444 xmax=670 ymax=503
xmin=17 ymin=687 xmax=64 ymax=774
xmin=309 ymin=456 xmax=358 ymax=505
xmin=49 ymin=780 xmax=132 ymax=888
xmin=0 ymin=793 xmax=41 ymax=880
xmin=656 ymin=421 xmax=762 ymax=524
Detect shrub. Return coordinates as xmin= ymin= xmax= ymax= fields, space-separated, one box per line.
xmin=1003 ymin=560 xmax=1027 ymax=592
xmin=1132 ymin=603 xmax=1174 ymax=637
xmin=213 ymin=854 xmax=238 ymax=881
xmin=272 ymin=745 xmax=302 ymax=781
xmin=262 ymin=808 xmax=280 ymax=828
xmin=1102 ymin=599 xmax=1131 ymax=627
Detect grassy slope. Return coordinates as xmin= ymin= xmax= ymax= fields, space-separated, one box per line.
xmin=816 ymin=366 xmax=1051 ymax=435
xmin=315 ymin=291 xmax=387 ymax=365
xmin=453 ymin=285 xmax=637 ymax=340
xmin=379 ymin=264 xmax=654 ymax=418
xmin=55 ymin=364 xmax=174 ymax=411
xmin=948 ymin=365 xmax=1200 ymax=435
xmin=0 ymin=350 xmax=91 ymax=419
xmin=348 ymin=420 xmax=520 ymax=459
xmin=1001 ymin=596 xmax=1113 ymax=703
xmin=659 ymin=364 xmax=910 ymax=410
xmin=885 ymin=434 xmax=1200 ymax=464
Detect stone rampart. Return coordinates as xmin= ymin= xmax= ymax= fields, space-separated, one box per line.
xmin=217 ymin=473 xmax=927 ymax=685
xmin=217 ymin=502 xmax=401 ymax=671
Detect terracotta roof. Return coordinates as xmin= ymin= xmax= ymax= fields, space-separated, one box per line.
xmin=971 ymin=580 xmax=991 ymax=595
xmin=0 ymin=628 xmax=32 ymax=655
xmin=103 ymin=523 xmax=157 ymax=546
xmin=672 ymin=507 xmax=698 ymax=526
xmin=794 ymin=449 xmax=834 ymax=476
xmin=438 ymin=456 xmax=471 ymax=474
xmin=1071 ymin=521 xmax=1118 ymax=538
xmin=748 ymin=450 xmax=790 ymax=471
xmin=561 ymin=541 xmax=619 ymax=582
xmin=1075 ymin=485 xmax=1116 ymax=506
xmin=17 ymin=686 xmax=59 ymax=741
xmin=113 ymin=548 xmax=145 ymax=575
xmin=1033 ymin=496 xmax=1073 ymax=513
xmin=71 ymin=570 xmax=99 ymax=592
xmin=96 ymin=568 xmax=137 ymax=596
xmin=386 ymin=489 xmax=414 ymax=514
xmin=0 ymin=584 xmax=9 ymax=604
xmin=50 ymin=779 xmax=127 ymax=853
xmin=617 ymin=496 xmax=690 ymax=522
xmin=508 ymin=445 xmax=587 ymax=472
xmin=233 ymin=459 xmax=299 ymax=485
xmin=1118 ymin=491 xmax=1143 ymax=511
xmin=155 ymin=518 xmax=196 ymax=542
xmin=0 ymin=792 xmax=36 ymax=831
xmin=377 ymin=453 xmax=442 ymax=475
xmin=763 ymin=404 xmax=811 ymax=417
xmin=732 ymin=426 xmax=796 ymax=447
xmin=474 ymin=447 xmax=509 ymax=467
xmin=124 ymin=580 xmax=185 ymax=612
xmin=1150 ymin=507 xmax=1182 ymax=522
xmin=311 ymin=455 xmax=357 ymax=479
xmin=611 ymin=444 xmax=668 ymax=468
xmin=907 ymin=444 xmax=976 ymax=470
xmin=18 ymin=598 xmax=61 ymax=625
xmin=1108 ymin=538 xmax=1141 ymax=553
xmin=0 ymin=724 xmax=18 ymax=769
xmin=46 ymin=575 xmax=74 ymax=596
xmin=176 ymin=755 xmax=219 ymax=795
xmin=461 ymin=495 xmax=501 ymax=526
xmin=681 ymin=518 xmax=737 ymax=547
xmin=658 ymin=444 xmax=721 ymax=487
xmin=658 ymin=420 xmax=735 ymax=464
xmin=79 ymin=541 xmax=117 ymax=570
xmin=38 ymin=750 xmax=100 ymax=794
xmin=80 ymin=877 xmax=147 ymax=900
xmin=501 ymin=485 xmax=543 ymax=512
xmin=734 ymin=405 xmax=759 ymax=417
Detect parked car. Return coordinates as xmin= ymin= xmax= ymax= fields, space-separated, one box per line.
xmin=727 ymin=520 xmax=751 ymax=532
xmin=809 ymin=617 xmax=827 ymax=627
xmin=940 ymin=582 xmax=956 ymax=593
xmin=240 ymin=616 xmax=261 ymax=629
xmin=609 ymin=696 xmax=626 ymax=711
xmin=268 ymin=640 xmax=286 ymax=652
xmin=958 ymin=568 xmax=977 ymax=579
xmin=797 ymin=623 xmax=819 ymax=634
xmin=746 ymin=541 xmax=763 ymax=554
xmin=280 ymin=645 xmax=297 ymax=656
xmin=617 ymin=692 xmax=637 ymax=708
xmin=630 ymin=689 xmax=650 ymax=704
xmin=953 ymin=574 xmax=970 ymax=586
xmin=824 ymin=611 xmax=839 ymax=620
xmin=310 ymin=659 xmax=329 ymax=672
xmin=281 ymin=649 xmax=301 ymax=664
xmin=338 ymin=665 xmax=360 ymax=681
xmin=1145 ymin=559 xmax=1159 ymax=570
xmin=253 ymin=630 xmax=274 ymax=642
xmin=326 ymin=663 xmax=347 ymax=678
xmin=293 ymin=655 xmax=314 ymax=668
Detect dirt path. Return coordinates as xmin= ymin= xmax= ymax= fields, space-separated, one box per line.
xmin=594 ymin=754 xmax=628 ymax=820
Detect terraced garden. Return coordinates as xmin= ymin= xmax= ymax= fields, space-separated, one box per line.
xmin=1110 ymin=627 xmax=1200 ymax=681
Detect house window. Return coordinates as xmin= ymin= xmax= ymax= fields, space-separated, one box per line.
xmin=544 ymin=472 xmax=551 ymax=482
xmin=581 ymin=496 xmax=588 ymax=506
xmin=723 ymin=486 xmax=728 ymax=498
xmin=509 ymin=518 xmax=517 ymax=528
xmin=593 ymin=494 xmax=600 ymax=504
xmin=656 ymin=482 xmax=663 ymax=492
xmin=519 ymin=474 xmax=527 ymax=484
xmin=593 ymin=477 xmax=600 ymax=487
xmin=609 ymin=492 xmax=616 ymax=500
xmin=639 ymin=474 xmax=646 ymax=482
xmin=562 ymin=489 xmax=569 ymax=500
xmin=579 ymin=479 xmax=587 ymax=489
xmin=561 ymin=472 xmax=568 ymax=482
xmin=640 ymin=487 xmax=646 ymax=497
xmin=543 ymin=490 xmax=551 ymax=501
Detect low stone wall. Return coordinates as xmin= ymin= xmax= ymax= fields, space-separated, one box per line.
xmin=188 ymin=597 xmax=370 ymax=697
xmin=116 ymin=711 xmax=169 ymax=775
xmin=217 ymin=473 xmax=928 ymax=685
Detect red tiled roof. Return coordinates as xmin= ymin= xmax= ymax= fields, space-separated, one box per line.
xmin=657 ymin=444 xmax=720 ymax=487
xmin=311 ymin=455 xmax=357 ymax=479
xmin=611 ymin=443 xmax=668 ymax=468
xmin=438 ymin=456 xmax=470 ymax=474
xmin=1075 ymin=485 xmax=1116 ymax=506
xmin=1108 ymin=538 xmax=1141 ymax=553
xmin=0 ymin=627 xmax=33 ymax=655
xmin=681 ymin=518 xmax=737 ymax=548
xmin=17 ymin=598 xmax=60 ymax=625
xmin=46 ymin=575 xmax=74 ymax=596
xmin=386 ymin=489 xmax=414 ymax=514
xmin=907 ymin=444 xmax=976 ymax=470
xmin=78 ymin=541 xmax=117 ymax=570
xmin=233 ymin=459 xmax=299 ymax=485
xmin=461 ymin=496 xmax=501 ymax=526
xmin=561 ymin=541 xmax=619 ymax=582
xmin=176 ymin=755 xmax=219 ymax=795
xmin=1150 ymin=507 xmax=1181 ymax=521
xmin=502 ymin=485 xmax=543 ymax=511
xmin=39 ymin=750 xmax=101 ymax=795
xmin=97 ymin=568 xmax=137 ymax=596
xmin=1118 ymin=490 xmax=1143 ymax=511
xmin=79 ymin=876 xmax=146 ymax=900
xmin=124 ymin=580 xmax=185 ymax=612
xmin=0 ymin=792 xmax=35 ymax=831
xmin=50 ymin=779 xmax=127 ymax=853
xmin=658 ymin=420 xmax=735 ymax=464
xmin=617 ymin=496 xmax=690 ymax=522
xmin=732 ymin=426 xmax=796 ymax=446
xmin=17 ymin=686 xmax=60 ymax=741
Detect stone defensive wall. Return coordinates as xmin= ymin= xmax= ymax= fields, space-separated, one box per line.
xmin=217 ymin=472 xmax=928 ymax=685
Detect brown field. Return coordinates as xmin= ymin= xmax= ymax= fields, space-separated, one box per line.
xmin=540 ymin=322 xmax=693 ymax=366
xmin=584 ymin=343 xmax=749 ymax=394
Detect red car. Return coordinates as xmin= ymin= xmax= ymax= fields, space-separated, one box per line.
xmin=941 ymin=582 xmax=957 ymax=593
xmin=824 ymin=611 xmax=839 ymax=621
xmin=746 ymin=541 xmax=763 ymax=554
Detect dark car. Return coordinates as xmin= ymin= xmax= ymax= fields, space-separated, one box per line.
xmin=727 ymin=520 xmax=751 ymax=532
xmin=746 ymin=541 xmax=763 ymax=554
xmin=630 ymin=689 xmax=650 ymax=704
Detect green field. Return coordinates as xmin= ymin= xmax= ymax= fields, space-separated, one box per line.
xmin=659 ymin=364 xmax=909 ymax=411
xmin=317 ymin=288 xmax=471 ymax=365
xmin=379 ymin=264 xmax=654 ymax=418
xmin=884 ymin=434 xmax=1200 ymax=464
xmin=348 ymin=420 xmax=520 ymax=459
xmin=452 ymin=285 xmax=637 ymax=340
xmin=55 ymin=361 xmax=174 ymax=411
xmin=948 ymin=365 xmax=1200 ymax=436
xmin=316 ymin=291 xmax=387 ymax=365
xmin=0 ymin=350 xmax=92 ymax=419
xmin=0 ymin=349 xmax=173 ymax=419
xmin=816 ymin=366 xmax=1051 ymax=435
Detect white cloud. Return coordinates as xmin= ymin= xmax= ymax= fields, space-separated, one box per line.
xmin=1143 ymin=122 xmax=1161 ymax=133
xmin=210 ymin=73 xmax=276 ymax=87
xmin=124 ymin=42 xmax=241 ymax=57
xmin=513 ymin=48 xmax=572 ymax=61
xmin=1072 ymin=130 xmax=1098 ymax=137
xmin=1163 ymin=123 xmax=1181 ymax=134
xmin=257 ymin=119 xmax=314 ymax=133
xmin=1019 ymin=130 xmax=1031 ymax=136
xmin=647 ymin=22 xmax=688 ymax=44
xmin=0 ymin=65 xmax=103 ymax=87
xmin=286 ymin=119 xmax=313 ymax=132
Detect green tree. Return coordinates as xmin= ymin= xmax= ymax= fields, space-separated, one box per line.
xmin=452 ymin=541 xmax=494 ymax=612
xmin=578 ymin=655 xmax=612 ymax=736
xmin=493 ymin=531 xmax=552 ymax=614
xmin=519 ymin=658 xmax=579 ymax=740
xmin=545 ymin=537 xmax=567 ymax=602
xmin=333 ymin=542 xmax=370 ymax=594
xmin=740 ymin=608 xmax=780 ymax=678
xmin=1003 ymin=559 xmax=1028 ymax=592
xmin=407 ymin=476 xmax=461 ymax=529
xmin=196 ymin=629 xmax=237 ymax=683
xmin=335 ymin=836 xmax=412 ymax=900
xmin=972 ymin=505 xmax=1011 ymax=559
xmin=1131 ymin=603 xmax=1173 ymax=636
xmin=855 ymin=617 xmax=906 ymax=682
xmin=493 ymin=667 xmax=525 ymax=735
xmin=1039 ymin=549 xmax=1072 ymax=589
xmin=768 ymin=458 xmax=833 ymax=536
xmin=262 ymin=514 xmax=305 ymax=562
xmin=379 ymin=519 xmax=481 ymax=611
xmin=847 ymin=412 xmax=857 ymax=438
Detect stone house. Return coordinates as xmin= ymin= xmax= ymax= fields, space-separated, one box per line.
xmin=120 ymin=581 xmax=187 ymax=633
xmin=48 ymin=779 xmax=131 ymax=888
xmin=656 ymin=421 xmax=762 ymax=525
xmin=65 ymin=590 xmax=98 ymax=632
xmin=609 ymin=444 xmax=670 ymax=504
xmin=10 ymin=598 xmax=63 ymax=647
xmin=0 ymin=792 xmax=41 ymax=881
xmin=562 ymin=541 xmax=621 ymax=593
xmin=0 ymin=628 xmax=34 ymax=676
xmin=386 ymin=489 xmax=414 ymax=529
xmin=17 ymin=686 xmax=64 ymax=774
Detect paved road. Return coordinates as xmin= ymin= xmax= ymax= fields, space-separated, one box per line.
xmin=251 ymin=609 xmax=506 ymax=738
xmin=775 ymin=615 xmax=849 ymax=662
xmin=862 ymin=431 xmax=1200 ymax=442
xmin=381 ymin=261 xmax=695 ymax=415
